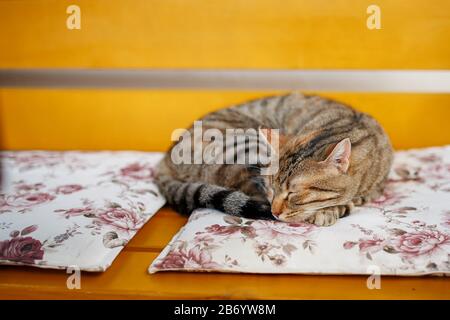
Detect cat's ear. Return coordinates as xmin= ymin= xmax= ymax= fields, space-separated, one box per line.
xmin=322 ymin=138 xmax=351 ymax=173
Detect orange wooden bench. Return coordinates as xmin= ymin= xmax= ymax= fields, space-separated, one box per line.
xmin=0 ymin=0 xmax=449 ymax=299
xmin=1 ymin=207 xmax=449 ymax=299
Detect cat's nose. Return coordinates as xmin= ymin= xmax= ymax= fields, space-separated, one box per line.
xmin=271 ymin=200 xmax=284 ymax=217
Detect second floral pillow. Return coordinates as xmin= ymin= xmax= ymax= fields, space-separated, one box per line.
xmin=0 ymin=151 xmax=165 ymax=271
xmin=150 ymin=146 xmax=450 ymax=276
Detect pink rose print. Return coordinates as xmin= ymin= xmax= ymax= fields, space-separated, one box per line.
xmin=202 ymin=216 xmax=257 ymax=238
xmin=252 ymin=220 xmax=314 ymax=242
xmin=4 ymin=152 xmax=64 ymax=170
xmin=421 ymin=163 xmax=450 ymax=180
xmin=205 ymin=224 xmax=244 ymax=236
xmin=155 ymin=245 xmax=219 ymax=269
xmin=255 ymin=243 xmax=273 ymax=256
xmin=416 ymin=153 xmax=441 ymax=163
xmin=56 ymin=184 xmax=83 ymax=195
xmin=370 ymin=188 xmax=405 ymax=208
xmin=15 ymin=183 xmax=45 ymax=193
xmin=270 ymin=254 xmax=287 ymax=266
xmin=20 ymin=225 xmax=38 ymax=236
xmin=2 ymin=192 xmax=55 ymax=209
xmin=358 ymin=238 xmax=385 ymax=254
xmin=0 ymin=196 xmax=7 ymax=210
xmin=343 ymin=238 xmax=385 ymax=254
xmin=343 ymin=241 xmax=357 ymax=250
xmin=95 ymin=207 xmax=145 ymax=232
xmin=0 ymin=237 xmax=44 ymax=264
xmin=393 ymin=230 xmax=450 ymax=257
xmin=412 ymin=220 xmax=426 ymax=227
xmin=441 ymin=211 xmax=450 ymax=229
xmin=120 ymin=163 xmax=155 ymax=180
xmin=193 ymin=235 xmax=215 ymax=246
xmin=54 ymin=206 xmax=96 ymax=218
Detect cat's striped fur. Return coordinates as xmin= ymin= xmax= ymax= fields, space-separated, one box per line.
xmin=156 ymin=93 xmax=393 ymax=226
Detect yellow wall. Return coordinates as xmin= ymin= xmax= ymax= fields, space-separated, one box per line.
xmin=1 ymin=89 xmax=449 ymax=151
xmin=0 ymin=1 xmax=449 ymax=151
xmin=0 ymin=0 xmax=449 ymax=69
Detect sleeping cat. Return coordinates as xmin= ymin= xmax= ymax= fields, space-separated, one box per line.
xmin=155 ymin=93 xmax=393 ymax=226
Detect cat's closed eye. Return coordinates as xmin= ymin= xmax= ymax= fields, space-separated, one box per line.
xmin=309 ymin=186 xmax=340 ymax=193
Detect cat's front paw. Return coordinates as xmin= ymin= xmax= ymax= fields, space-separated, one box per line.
xmin=306 ymin=204 xmax=352 ymax=226
xmin=306 ymin=208 xmax=339 ymax=226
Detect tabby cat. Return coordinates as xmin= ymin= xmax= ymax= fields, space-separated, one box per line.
xmin=156 ymin=93 xmax=393 ymax=226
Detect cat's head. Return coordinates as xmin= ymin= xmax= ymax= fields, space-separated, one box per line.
xmin=262 ymin=131 xmax=354 ymax=223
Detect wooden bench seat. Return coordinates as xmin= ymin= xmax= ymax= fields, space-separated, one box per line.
xmin=1 ymin=207 xmax=448 ymax=299
xmin=126 ymin=208 xmax=188 ymax=252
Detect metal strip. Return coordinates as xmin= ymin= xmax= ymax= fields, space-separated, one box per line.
xmin=1 ymin=69 xmax=449 ymax=92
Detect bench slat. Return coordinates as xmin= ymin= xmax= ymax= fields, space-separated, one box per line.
xmin=125 ymin=208 xmax=187 ymax=252
xmin=0 ymin=251 xmax=448 ymax=299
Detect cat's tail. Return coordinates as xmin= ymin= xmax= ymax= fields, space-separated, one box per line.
xmin=155 ymin=174 xmax=272 ymax=219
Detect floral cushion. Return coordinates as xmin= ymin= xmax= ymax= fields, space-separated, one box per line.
xmin=150 ymin=146 xmax=450 ymax=276
xmin=0 ymin=151 xmax=165 ymax=271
